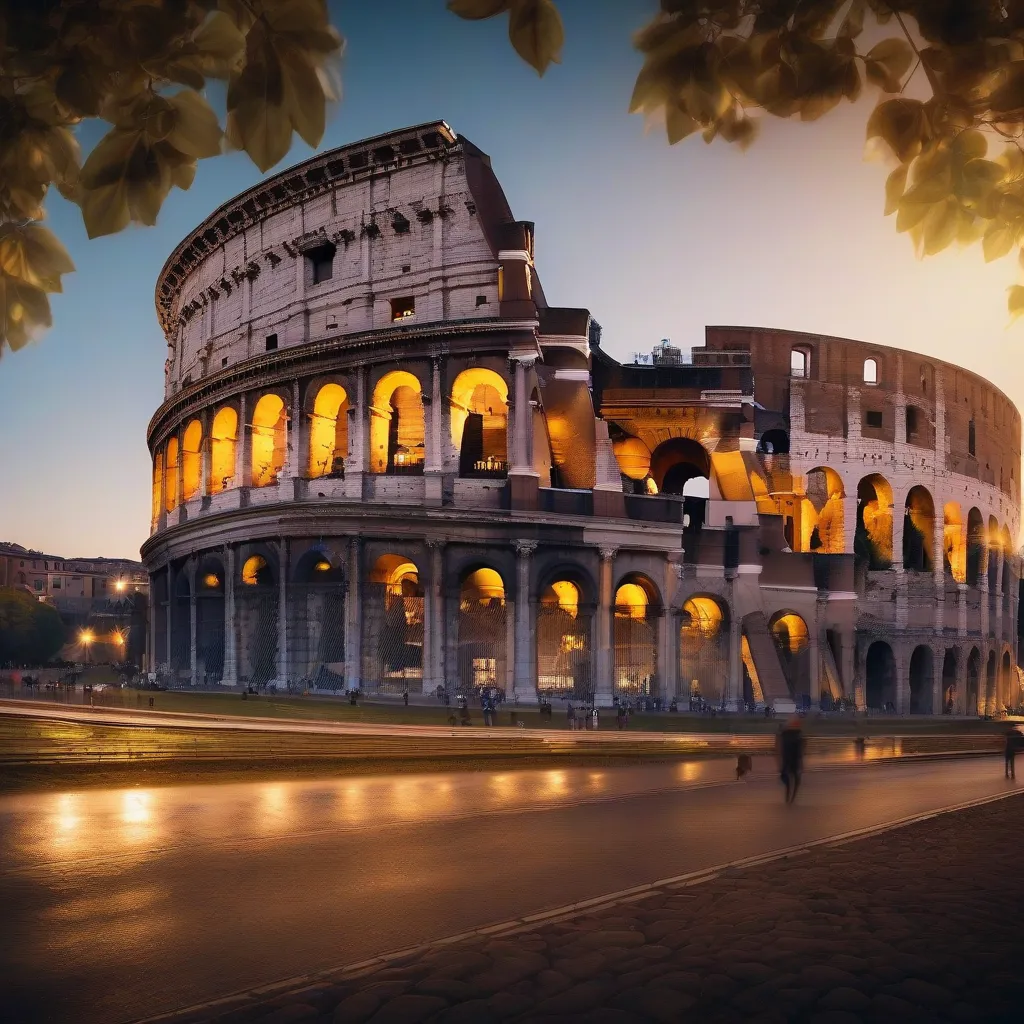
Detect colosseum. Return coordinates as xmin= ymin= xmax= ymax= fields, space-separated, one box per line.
xmin=142 ymin=120 xmax=1022 ymax=717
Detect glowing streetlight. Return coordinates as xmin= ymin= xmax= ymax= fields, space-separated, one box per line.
xmin=115 ymin=579 xmax=127 ymax=594
xmin=79 ymin=629 xmax=94 ymax=666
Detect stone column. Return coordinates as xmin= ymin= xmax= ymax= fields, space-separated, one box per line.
xmin=345 ymin=537 xmax=362 ymax=692
xmin=595 ymin=546 xmax=616 ymax=707
xmin=513 ymin=541 xmax=538 ymax=700
xmin=200 ymin=408 xmax=211 ymax=499
xmin=842 ymin=631 xmax=859 ymax=709
xmin=933 ymin=513 xmax=945 ymax=631
xmin=147 ymin=570 xmax=158 ymax=674
xmin=424 ymin=540 xmax=445 ymax=695
xmin=808 ymin=601 xmax=822 ymax=709
xmin=235 ymin=392 xmax=249 ymax=489
xmin=894 ymin=645 xmax=908 ymax=714
xmin=223 ymin=545 xmax=237 ymax=685
xmin=283 ymin=379 xmax=301 ymax=490
xmin=425 ymin=358 xmax=444 ymax=506
xmin=726 ymin=613 xmax=743 ymax=711
xmin=508 ymin=355 xmax=539 ymax=510
xmin=661 ymin=555 xmax=682 ymax=703
xmin=189 ymin=585 xmax=198 ymax=687
xmin=174 ymin=431 xmax=184 ymax=520
xmin=165 ymin=565 xmax=173 ymax=670
xmin=277 ymin=538 xmax=289 ymax=688
xmin=345 ymin=367 xmax=367 ymax=500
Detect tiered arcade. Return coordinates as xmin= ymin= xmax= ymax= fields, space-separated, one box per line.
xmin=142 ymin=121 xmax=1021 ymax=715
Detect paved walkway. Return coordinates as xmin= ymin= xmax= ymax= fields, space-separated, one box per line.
xmin=150 ymin=790 xmax=1024 ymax=1024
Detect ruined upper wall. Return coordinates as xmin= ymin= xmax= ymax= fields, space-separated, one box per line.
xmin=156 ymin=123 xmax=528 ymax=401
xmin=704 ymin=325 xmax=1022 ymax=507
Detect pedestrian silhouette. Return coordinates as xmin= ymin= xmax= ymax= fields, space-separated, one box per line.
xmin=1004 ymin=725 xmax=1021 ymax=779
xmin=777 ymin=717 xmax=805 ymax=803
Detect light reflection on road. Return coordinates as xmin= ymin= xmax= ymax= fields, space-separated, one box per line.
xmin=1 ymin=759 xmax=738 ymax=872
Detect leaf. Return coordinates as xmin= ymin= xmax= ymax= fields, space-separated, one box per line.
xmin=866 ymin=99 xmax=928 ymax=162
xmin=166 ymin=90 xmax=222 ymax=159
xmin=884 ymin=164 xmax=908 ymax=215
xmin=666 ymin=102 xmax=699 ymax=144
xmin=192 ymin=10 xmax=246 ymax=72
xmin=0 ymin=224 xmax=74 ymax=292
xmin=921 ymin=198 xmax=959 ymax=255
xmin=902 ymin=150 xmax=951 ymax=205
xmin=839 ymin=0 xmax=866 ymax=38
xmin=508 ymin=0 xmax=564 ymax=76
xmin=447 ymin=0 xmax=511 ymax=18
xmin=990 ymin=61 xmax=1024 ymax=116
xmin=983 ymin=223 xmax=1017 ymax=262
xmin=1008 ymin=284 xmax=1024 ymax=322
xmin=280 ymin=46 xmax=326 ymax=149
xmin=960 ymin=158 xmax=1004 ymax=202
xmin=0 ymin=272 xmax=53 ymax=353
xmin=865 ymin=37 xmax=914 ymax=82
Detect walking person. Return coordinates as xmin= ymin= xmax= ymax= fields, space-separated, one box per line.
xmin=777 ymin=716 xmax=806 ymax=804
xmin=1004 ymin=725 xmax=1021 ymax=779
xmin=567 ymin=702 xmax=576 ymax=731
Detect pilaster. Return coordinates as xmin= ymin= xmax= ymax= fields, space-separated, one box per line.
xmin=345 ymin=537 xmax=362 ymax=691
xmin=513 ymin=540 xmax=538 ymax=700
xmin=595 ymin=546 xmax=616 ymax=707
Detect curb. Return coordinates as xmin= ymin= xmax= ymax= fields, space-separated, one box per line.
xmin=135 ymin=786 xmax=1024 ymax=1024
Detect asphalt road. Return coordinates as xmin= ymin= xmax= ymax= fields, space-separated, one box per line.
xmin=0 ymin=756 xmax=1015 ymax=1024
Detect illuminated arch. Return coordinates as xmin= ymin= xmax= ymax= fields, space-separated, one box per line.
xmin=370 ymin=370 xmax=425 ymax=474
xmin=241 ymin=554 xmax=273 ymax=587
xmin=456 ymin=568 xmax=508 ymax=693
xmin=308 ymin=383 xmax=349 ymax=479
xmin=613 ymin=436 xmax=652 ymax=482
xmin=461 ymin=567 xmax=506 ymax=603
xmin=151 ymin=451 xmax=163 ymax=527
xmin=943 ymin=502 xmax=965 ymax=582
xmin=769 ymin=611 xmax=810 ymax=702
xmin=856 ymin=474 xmax=893 ymax=568
xmin=364 ymin=553 xmax=424 ymax=693
xmin=163 ymin=437 xmax=179 ymax=513
xmin=680 ymin=596 xmax=729 ymax=705
xmin=966 ymin=507 xmax=985 ymax=585
xmin=903 ymin=486 xmax=935 ymax=572
xmin=987 ymin=515 xmax=1001 ymax=592
xmin=650 ymin=437 xmax=711 ymax=496
xmin=803 ymin=466 xmax=844 ymax=554
xmin=181 ymin=419 xmax=203 ymax=502
xmin=251 ymin=394 xmax=287 ymax=487
xmin=537 ymin=574 xmax=592 ymax=700
xmin=210 ymin=406 xmax=237 ymax=495
xmin=450 ymin=368 xmax=509 ymax=477
xmin=613 ymin=574 xmax=659 ymax=698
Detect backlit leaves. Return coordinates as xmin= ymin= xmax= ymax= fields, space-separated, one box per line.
xmin=0 ymin=224 xmax=73 ymax=355
xmin=0 ymin=0 xmax=343 ymax=355
xmin=453 ymin=0 xmax=1024 ymax=321
xmin=449 ymin=0 xmax=562 ymax=76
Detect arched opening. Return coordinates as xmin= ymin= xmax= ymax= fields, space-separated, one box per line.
xmin=908 ymin=645 xmax=933 ymax=715
xmin=650 ymin=437 xmax=711 ymax=532
xmin=941 ymin=649 xmax=957 ymax=714
xmin=790 ymin=347 xmax=809 ymax=378
xmin=537 ymin=575 xmax=593 ymax=702
xmin=151 ymin=451 xmax=163 ymax=528
xmin=966 ymin=647 xmax=981 ymax=715
xmin=987 ymin=516 xmax=1001 ymax=591
xmin=903 ymin=485 xmax=935 ymax=572
xmin=1000 ymin=649 xmax=1014 ymax=713
xmin=181 ymin=420 xmax=203 ymax=502
xmin=308 ymin=383 xmax=348 ymax=479
xmin=756 ymin=428 xmax=790 ymax=455
xmin=370 ymin=371 xmax=425 ymax=474
xmin=613 ymin=574 xmax=659 ymax=699
xmin=1000 ymin=526 xmax=1013 ymax=614
xmin=163 ymin=437 xmax=179 ymax=513
xmin=769 ymin=611 xmax=810 ymax=704
xmin=450 ymin=368 xmax=509 ymax=478
xmin=210 ymin=407 xmax=237 ymax=495
xmin=966 ymin=507 xmax=985 ymax=586
xmin=251 ymin=394 xmax=287 ymax=487
xmin=291 ymin=551 xmax=346 ymax=690
xmin=456 ymin=567 xmax=508 ymax=695
xmin=863 ymin=358 xmax=878 ymax=384
xmin=195 ymin=558 xmax=225 ymax=686
xmin=170 ymin=571 xmax=191 ymax=682
xmin=237 ymin=554 xmax=278 ymax=691
xmin=680 ymin=596 xmax=729 ymax=707
xmin=984 ymin=649 xmax=997 ymax=716
xmin=865 ymin=640 xmax=897 ymax=711
xmin=363 ymin=554 xmax=423 ymax=693
xmin=855 ymin=475 xmax=893 ymax=569
xmin=804 ymin=466 xmax=844 ymax=554
xmin=943 ymin=502 xmax=965 ymax=582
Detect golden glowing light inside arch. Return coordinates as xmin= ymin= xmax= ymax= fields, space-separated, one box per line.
xmin=370 ymin=370 xmax=425 ymax=474
xmin=450 ymin=368 xmax=508 ymax=457
xmin=202 ymin=573 xmax=220 ymax=589
xmin=462 ymin=568 xmax=506 ymax=604
xmin=858 ymin=474 xmax=894 ymax=565
xmin=151 ymin=451 xmax=163 ymax=526
xmin=612 ymin=436 xmax=652 ymax=482
xmin=309 ymin=383 xmax=348 ymax=479
xmin=369 ymin=553 xmax=420 ymax=588
xmin=181 ymin=419 xmax=203 ymax=502
xmin=681 ymin=596 xmax=724 ymax=634
xmin=770 ymin=613 xmax=809 ymax=652
xmin=251 ymin=394 xmax=287 ymax=487
xmin=801 ymin=467 xmax=844 ymax=554
xmin=241 ymin=555 xmax=269 ymax=586
xmin=542 ymin=580 xmax=579 ymax=618
xmin=163 ymin=437 xmax=179 ymax=513
xmin=944 ymin=502 xmax=966 ymax=582
xmin=210 ymin=406 xmax=238 ymax=495
xmin=614 ymin=582 xmax=649 ymax=620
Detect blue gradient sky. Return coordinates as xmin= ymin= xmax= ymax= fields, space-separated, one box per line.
xmin=1 ymin=0 xmax=1021 ymax=559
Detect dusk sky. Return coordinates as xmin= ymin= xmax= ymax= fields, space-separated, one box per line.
xmin=1 ymin=0 xmax=1021 ymax=560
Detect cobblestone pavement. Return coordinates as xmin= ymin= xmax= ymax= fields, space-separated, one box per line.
xmin=153 ymin=789 xmax=1024 ymax=1024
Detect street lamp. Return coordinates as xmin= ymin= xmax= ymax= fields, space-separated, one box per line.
xmin=115 ymin=579 xmax=127 ymax=594
xmin=79 ymin=629 xmax=94 ymax=665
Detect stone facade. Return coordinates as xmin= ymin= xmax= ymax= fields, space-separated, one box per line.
xmin=141 ymin=121 xmax=1021 ymax=715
